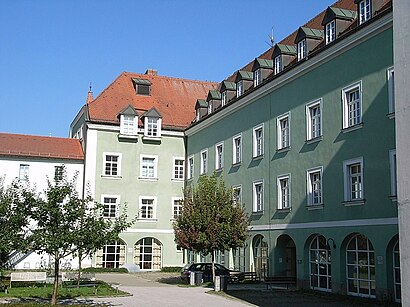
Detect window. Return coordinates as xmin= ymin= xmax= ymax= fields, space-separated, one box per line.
xmin=145 ymin=117 xmax=159 ymax=137
xmin=277 ymin=113 xmax=290 ymax=150
xmin=54 ymin=166 xmax=64 ymax=182
xmin=390 ymin=150 xmax=397 ymax=197
xmin=232 ymin=185 xmax=242 ymax=205
xmin=120 ymin=114 xmax=137 ymax=135
xmin=253 ymin=181 xmax=264 ymax=212
xmin=221 ymin=91 xmax=227 ymax=106
xmin=200 ymin=149 xmax=208 ymax=174
xmin=208 ymin=102 xmax=212 ymax=114
xmin=97 ymin=240 xmax=126 ymax=268
xmin=236 ymin=80 xmax=243 ymax=97
xmin=253 ymin=124 xmax=264 ymax=158
xmin=139 ymin=197 xmax=156 ymax=219
xmin=104 ymin=153 xmax=121 ymax=176
xmin=393 ymin=241 xmax=401 ymax=303
xmin=274 ymin=56 xmax=282 ymax=75
xmin=102 ymin=196 xmax=119 ymax=218
xmin=325 ymin=20 xmax=336 ymax=44
xmin=215 ymin=143 xmax=224 ymax=170
xmin=342 ymin=81 xmax=362 ymax=129
xmin=343 ymin=157 xmax=364 ymax=203
xmin=359 ymin=0 xmax=371 ymax=25
xmin=306 ymin=100 xmax=322 ymax=140
xmin=134 ymin=238 xmax=162 ymax=270
xmin=19 ymin=164 xmax=29 ymax=181
xmin=387 ymin=67 xmax=395 ymax=114
xmin=277 ymin=174 xmax=291 ymax=209
xmin=297 ymin=39 xmax=306 ymax=61
xmin=307 ymin=167 xmax=323 ymax=206
xmin=188 ymin=156 xmax=194 ymax=179
xmin=254 ymin=69 xmax=261 ymax=87
xmin=140 ymin=155 xmax=158 ymax=179
xmin=172 ymin=198 xmax=183 ymax=218
xmin=232 ymin=134 xmax=242 ymax=165
xmin=136 ymin=84 xmax=150 ymax=95
xmin=310 ymin=235 xmax=331 ymax=291
xmin=173 ymin=158 xmax=184 ymax=180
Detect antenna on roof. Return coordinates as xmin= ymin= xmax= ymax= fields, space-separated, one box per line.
xmin=266 ymin=26 xmax=275 ymax=47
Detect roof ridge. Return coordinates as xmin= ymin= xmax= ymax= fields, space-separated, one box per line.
xmin=0 ymin=132 xmax=78 ymax=142
xmin=123 ymin=71 xmax=218 ymax=85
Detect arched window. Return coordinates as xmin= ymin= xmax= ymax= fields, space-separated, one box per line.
xmin=346 ymin=234 xmax=375 ymax=298
xmin=393 ymin=241 xmax=401 ymax=303
xmin=96 ymin=240 xmax=126 ymax=268
xmin=134 ymin=237 xmax=162 ymax=270
xmin=309 ymin=235 xmax=331 ymax=291
xmin=253 ymin=235 xmax=268 ymax=278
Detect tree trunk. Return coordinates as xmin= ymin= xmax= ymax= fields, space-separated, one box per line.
xmin=211 ymin=250 xmax=216 ymax=284
xmin=51 ymin=253 xmax=60 ymax=305
xmin=77 ymin=251 xmax=82 ymax=288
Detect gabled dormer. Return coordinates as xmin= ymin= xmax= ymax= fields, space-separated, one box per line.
xmin=272 ymin=44 xmax=297 ymax=75
xmin=195 ymin=99 xmax=208 ymax=121
xmin=355 ymin=0 xmax=384 ymax=25
xmin=295 ymin=27 xmax=323 ymax=61
xmin=118 ymin=104 xmax=138 ymax=138
xmin=322 ymin=7 xmax=357 ymax=44
xmin=132 ymin=78 xmax=151 ymax=96
xmin=141 ymin=107 xmax=162 ymax=141
xmin=220 ymin=81 xmax=236 ymax=106
xmin=252 ymin=58 xmax=273 ymax=87
xmin=235 ymin=71 xmax=253 ymax=97
xmin=207 ymin=90 xmax=221 ymax=114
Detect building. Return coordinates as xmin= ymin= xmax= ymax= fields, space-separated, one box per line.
xmin=185 ymin=0 xmax=399 ymax=302
xmin=70 ymin=69 xmax=217 ymax=269
xmin=0 ymin=132 xmax=85 ymax=269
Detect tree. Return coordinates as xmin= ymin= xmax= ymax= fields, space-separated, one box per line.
xmin=0 ymin=178 xmax=34 ymax=268
xmin=173 ymin=173 xmax=249 ymax=282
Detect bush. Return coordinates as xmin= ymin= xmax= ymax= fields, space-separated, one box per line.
xmin=161 ymin=266 xmax=182 ymax=272
xmin=82 ymin=267 xmax=128 ymax=273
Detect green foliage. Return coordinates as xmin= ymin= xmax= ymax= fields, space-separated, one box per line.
xmin=173 ymin=173 xmax=250 ymax=255
xmin=160 ymin=266 xmax=182 ymax=272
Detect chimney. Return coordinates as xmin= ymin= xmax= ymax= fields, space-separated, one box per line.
xmin=145 ymin=68 xmax=158 ymax=76
xmin=86 ymin=84 xmax=93 ymax=104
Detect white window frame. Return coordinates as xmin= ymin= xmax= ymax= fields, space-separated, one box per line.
xmin=306 ymin=99 xmax=322 ymax=140
xmin=236 ymin=80 xmax=243 ymax=97
xmin=325 ymin=20 xmax=336 ymax=44
xmin=359 ymin=0 xmax=371 ymax=25
xmin=120 ymin=114 xmax=138 ymax=135
xmin=277 ymin=174 xmax=291 ymax=210
xmin=342 ymin=81 xmax=362 ymax=129
xmin=232 ymin=134 xmax=242 ymax=165
xmin=200 ymin=149 xmax=208 ymax=175
xmin=173 ymin=157 xmax=185 ymax=180
xmin=208 ymin=102 xmax=213 ymax=114
xmin=252 ymin=124 xmax=264 ymax=158
xmin=19 ymin=164 xmax=29 ymax=181
xmin=215 ymin=142 xmax=224 ymax=170
xmin=343 ymin=157 xmax=364 ymax=203
xmin=221 ymin=91 xmax=227 ymax=106
xmin=297 ymin=39 xmax=306 ymax=61
xmin=187 ymin=155 xmax=194 ymax=180
xmin=172 ymin=197 xmax=183 ymax=219
xmin=390 ymin=150 xmax=397 ymax=197
xmin=387 ymin=67 xmax=395 ymax=114
xmin=307 ymin=167 xmax=323 ymax=206
xmin=139 ymin=196 xmax=157 ymax=220
xmin=140 ymin=155 xmax=158 ymax=179
xmin=101 ymin=195 xmax=120 ymax=218
xmin=103 ymin=153 xmax=122 ymax=177
xmin=254 ymin=69 xmax=261 ymax=87
xmin=144 ymin=117 xmax=162 ymax=138
xmin=253 ymin=180 xmax=264 ymax=212
xmin=274 ymin=55 xmax=282 ymax=75
xmin=232 ymin=185 xmax=242 ymax=206
xmin=277 ymin=113 xmax=290 ymax=150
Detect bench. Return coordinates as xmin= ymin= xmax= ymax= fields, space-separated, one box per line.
xmin=242 ymin=272 xmax=260 ymax=282
xmin=10 ymin=272 xmax=47 ymax=288
xmin=264 ymin=276 xmax=296 ymax=290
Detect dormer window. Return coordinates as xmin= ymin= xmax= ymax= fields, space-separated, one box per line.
xmin=274 ymin=56 xmax=282 ymax=74
xmin=147 ymin=118 xmax=159 ymax=137
xmin=133 ymin=78 xmax=151 ymax=96
xmin=297 ymin=39 xmax=307 ymax=61
xmin=142 ymin=107 xmax=162 ymax=139
xmin=221 ymin=91 xmax=227 ymax=106
xmin=254 ymin=69 xmax=261 ymax=87
xmin=236 ymin=81 xmax=243 ymax=97
xmin=325 ymin=20 xmax=336 ymax=44
xmin=359 ymin=0 xmax=371 ymax=24
xmin=208 ymin=103 xmax=213 ymax=114
xmin=119 ymin=105 xmax=138 ymax=137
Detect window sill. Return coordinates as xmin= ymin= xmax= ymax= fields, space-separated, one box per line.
xmin=252 ymin=154 xmax=264 ymax=160
xmin=277 ymin=207 xmax=291 ymax=212
xmin=252 ymin=210 xmax=264 ymax=215
xmin=389 ymin=195 xmax=397 ymax=202
xmin=305 ymin=136 xmax=323 ymax=144
xmin=137 ymin=218 xmax=158 ymax=222
xmin=341 ymin=123 xmax=363 ymax=133
xmin=386 ymin=112 xmax=395 ymax=120
xmin=101 ymin=175 xmax=122 ymax=179
xmin=215 ymin=167 xmax=223 ymax=172
xmin=232 ymin=162 xmax=242 ymax=167
xmin=118 ymin=134 xmax=138 ymax=140
xmin=342 ymin=199 xmax=365 ymax=206
xmin=171 ymin=178 xmax=184 ymax=182
xmin=306 ymin=204 xmax=324 ymax=210
xmin=138 ymin=177 xmax=158 ymax=181
xmin=276 ymin=146 xmax=291 ymax=153
xmin=142 ymin=136 xmax=161 ymax=143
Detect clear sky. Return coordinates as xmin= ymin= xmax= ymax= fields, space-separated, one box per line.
xmin=0 ymin=0 xmax=336 ymax=138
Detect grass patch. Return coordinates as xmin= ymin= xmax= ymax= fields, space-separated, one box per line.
xmin=82 ymin=267 xmax=128 ymax=273
xmin=160 ymin=266 xmax=182 ymax=273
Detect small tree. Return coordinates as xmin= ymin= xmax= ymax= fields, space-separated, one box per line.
xmin=173 ymin=173 xmax=249 ymax=282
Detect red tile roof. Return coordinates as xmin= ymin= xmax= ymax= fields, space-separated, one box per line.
xmin=0 ymin=133 xmax=84 ymax=160
xmin=87 ymin=72 xmax=217 ymax=130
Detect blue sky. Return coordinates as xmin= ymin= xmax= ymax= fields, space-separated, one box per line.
xmin=0 ymin=0 xmax=336 ymax=137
